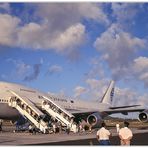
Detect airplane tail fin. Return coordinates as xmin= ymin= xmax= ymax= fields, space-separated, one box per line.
xmin=100 ymin=80 xmax=115 ymax=105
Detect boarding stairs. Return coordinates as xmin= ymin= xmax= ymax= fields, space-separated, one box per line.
xmin=8 ymin=90 xmax=48 ymax=133
xmin=41 ymin=95 xmax=77 ymax=133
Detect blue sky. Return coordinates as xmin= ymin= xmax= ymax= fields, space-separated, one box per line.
xmin=0 ymin=2 xmax=148 ymax=107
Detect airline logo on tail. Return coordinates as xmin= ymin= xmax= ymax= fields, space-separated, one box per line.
xmin=100 ymin=80 xmax=115 ymax=105
xmin=110 ymin=87 xmax=114 ymax=102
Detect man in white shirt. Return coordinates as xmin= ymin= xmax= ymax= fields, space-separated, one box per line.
xmin=96 ymin=122 xmax=111 ymax=145
xmin=119 ymin=121 xmax=133 ymax=145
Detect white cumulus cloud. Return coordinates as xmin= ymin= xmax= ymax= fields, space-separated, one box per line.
xmin=17 ymin=22 xmax=45 ymax=49
xmin=74 ymin=86 xmax=87 ymax=98
xmin=132 ymin=57 xmax=148 ymax=87
xmin=49 ymin=23 xmax=86 ymax=53
xmin=36 ymin=3 xmax=109 ymax=31
xmin=0 ymin=14 xmax=20 ymax=46
xmin=47 ymin=65 xmax=63 ymax=75
xmin=94 ymin=23 xmax=146 ymax=80
xmin=0 ymin=3 xmax=109 ymax=58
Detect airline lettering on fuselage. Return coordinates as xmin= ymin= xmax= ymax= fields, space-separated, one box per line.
xmin=52 ymin=97 xmax=67 ymax=102
xmin=20 ymin=88 xmax=36 ymax=93
xmin=39 ymin=95 xmax=68 ymax=102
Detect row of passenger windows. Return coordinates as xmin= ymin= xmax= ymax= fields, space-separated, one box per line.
xmin=0 ymin=99 xmax=8 ymax=103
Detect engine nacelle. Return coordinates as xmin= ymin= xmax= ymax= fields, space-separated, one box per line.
xmin=87 ymin=112 xmax=102 ymax=127
xmin=138 ymin=110 xmax=148 ymax=122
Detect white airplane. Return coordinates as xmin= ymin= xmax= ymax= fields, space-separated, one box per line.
xmin=0 ymin=80 xmax=147 ymax=132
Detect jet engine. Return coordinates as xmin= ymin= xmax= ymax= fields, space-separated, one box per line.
xmin=138 ymin=110 xmax=148 ymax=122
xmin=87 ymin=112 xmax=102 ymax=127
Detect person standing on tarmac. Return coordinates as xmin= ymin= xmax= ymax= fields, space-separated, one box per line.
xmin=96 ymin=122 xmax=111 ymax=145
xmin=116 ymin=123 xmax=120 ymax=133
xmin=119 ymin=121 xmax=133 ymax=145
xmin=66 ymin=124 xmax=70 ymax=134
xmin=52 ymin=122 xmax=56 ymax=134
xmin=0 ymin=119 xmax=3 ymax=132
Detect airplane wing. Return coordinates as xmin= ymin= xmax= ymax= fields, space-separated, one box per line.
xmin=109 ymin=105 xmax=141 ymax=109
xmin=105 ymin=106 xmax=145 ymax=115
xmin=70 ymin=105 xmax=145 ymax=116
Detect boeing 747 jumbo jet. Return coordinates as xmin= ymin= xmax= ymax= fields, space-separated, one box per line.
xmin=0 ymin=81 xmax=147 ymax=133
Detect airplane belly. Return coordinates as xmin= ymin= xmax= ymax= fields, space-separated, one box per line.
xmin=0 ymin=103 xmax=20 ymax=120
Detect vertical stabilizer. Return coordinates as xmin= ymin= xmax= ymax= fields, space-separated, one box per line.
xmin=100 ymin=80 xmax=115 ymax=105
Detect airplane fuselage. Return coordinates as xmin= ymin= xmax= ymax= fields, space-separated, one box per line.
xmin=0 ymin=81 xmax=110 ymax=120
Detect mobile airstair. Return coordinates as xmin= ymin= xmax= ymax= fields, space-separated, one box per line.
xmin=41 ymin=95 xmax=77 ymax=133
xmin=8 ymin=90 xmax=48 ymax=133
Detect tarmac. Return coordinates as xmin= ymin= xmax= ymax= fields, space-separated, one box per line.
xmin=0 ymin=125 xmax=148 ymax=145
